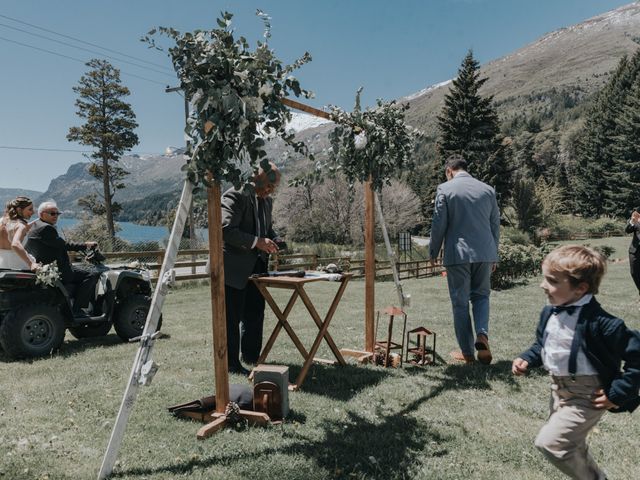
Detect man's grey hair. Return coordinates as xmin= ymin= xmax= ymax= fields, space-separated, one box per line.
xmin=38 ymin=201 xmax=58 ymax=216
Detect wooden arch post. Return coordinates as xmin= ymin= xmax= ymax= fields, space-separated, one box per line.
xmin=280 ymin=98 xmax=375 ymax=358
xmin=196 ymin=175 xmax=271 ymax=438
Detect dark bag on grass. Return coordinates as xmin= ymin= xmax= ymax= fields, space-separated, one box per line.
xmin=168 ymin=384 xmax=253 ymax=421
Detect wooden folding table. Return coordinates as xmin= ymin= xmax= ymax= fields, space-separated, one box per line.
xmin=251 ymin=273 xmax=352 ymax=390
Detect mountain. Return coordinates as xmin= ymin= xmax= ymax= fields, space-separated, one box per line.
xmin=403 ymin=3 xmax=640 ymax=132
xmin=37 ymin=153 xmax=185 ymax=215
xmin=28 ymin=3 xmax=640 ymax=222
xmin=0 ymin=188 xmax=43 ymax=211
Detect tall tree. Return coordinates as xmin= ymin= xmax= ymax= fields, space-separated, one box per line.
xmin=572 ymin=50 xmax=640 ymax=216
xmin=609 ymin=77 xmax=640 ymax=215
xmin=67 ymin=58 xmax=139 ymax=244
xmin=437 ymin=50 xmax=511 ymax=208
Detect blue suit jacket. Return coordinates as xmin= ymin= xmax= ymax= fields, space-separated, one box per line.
xmin=429 ymin=172 xmax=500 ymax=266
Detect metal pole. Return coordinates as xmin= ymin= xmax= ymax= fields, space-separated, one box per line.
xmin=375 ymin=192 xmax=406 ymax=309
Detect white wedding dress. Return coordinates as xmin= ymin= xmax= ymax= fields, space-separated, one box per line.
xmin=0 ymin=220 xmax=31 ymax=270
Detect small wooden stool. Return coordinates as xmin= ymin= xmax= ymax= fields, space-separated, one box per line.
xmin=374 ymin=306 xmax=407 ymax=368
xmin=406 ymin=326 xmax=436 ymax=365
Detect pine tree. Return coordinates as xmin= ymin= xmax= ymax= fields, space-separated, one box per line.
xmin=67 ymin=59 xmax=139 ymax=245
xmin=609 ymin=77 xmax=640 ymax=215
xmin=437 ymin=50 xmax=511 ymax=208
xmin=573 ymin=51 xmax=640 ymax=216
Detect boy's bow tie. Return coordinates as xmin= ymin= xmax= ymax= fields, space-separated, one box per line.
xmin=551 ymin=305 xmax=577 ymax=315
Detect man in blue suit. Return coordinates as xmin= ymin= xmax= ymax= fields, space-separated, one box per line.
xmin=429 ymin=155 xmax=500 ymax=364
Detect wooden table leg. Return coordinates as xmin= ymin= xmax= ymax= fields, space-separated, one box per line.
xmin=255 ymin=283 xmax=309 ymax=363
xmin=296 ymin=278 xmax=349 ymax=365
xmin=292 ymin=279 xmax=349 ymax=388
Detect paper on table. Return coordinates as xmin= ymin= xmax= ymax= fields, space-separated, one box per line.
xmin=305 ymin=271 xmax=342 ymax=281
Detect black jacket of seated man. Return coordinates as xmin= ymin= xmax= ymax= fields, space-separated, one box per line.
xmin=25 ymin=219 xmax=98 ymax=313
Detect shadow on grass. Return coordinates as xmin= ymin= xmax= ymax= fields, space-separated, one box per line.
xmin=264 ymin=361 xmax=391 ymax=401
xmin=404 ymin=359 xmax=549 ymax=399
xmin=117 ymin=393 xmax=451 ymax=480
xmin=0 ymin=333 xmax=125 ymax=363
xmin=0 ymin=331 xmax=173 ymax=362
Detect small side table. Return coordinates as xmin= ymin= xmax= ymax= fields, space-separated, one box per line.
xmin=406 ymin=326 xmax=436 ymax=365
xmin=374 ymin=306 xmax=407 ymax=368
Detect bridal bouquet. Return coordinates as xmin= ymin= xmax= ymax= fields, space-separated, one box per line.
xmin=35 ymin=261 xmax=61 ymax=287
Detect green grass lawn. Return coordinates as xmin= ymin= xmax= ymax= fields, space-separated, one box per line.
xmin=1 ymin=237 xmax=639 ymax=479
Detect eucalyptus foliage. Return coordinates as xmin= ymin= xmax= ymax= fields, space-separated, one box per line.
xmin=143 ymin=11 xmax=313 ymax=188
xmin=325 ymin=88 xmax=419 ymax=192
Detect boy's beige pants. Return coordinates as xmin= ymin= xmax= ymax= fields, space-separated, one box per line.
xmin=535 ymin=375 xmax=607 ymax=480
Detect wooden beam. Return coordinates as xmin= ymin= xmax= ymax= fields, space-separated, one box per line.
xmin=206 ymin=178 xmax=229 ymax=414
xmin=364 ymin=179 xmax=375 ymax=353
xmin=280 ymin=97 xmax=332 ymax=120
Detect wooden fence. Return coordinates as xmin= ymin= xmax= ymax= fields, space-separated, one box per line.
xmin=97 ymin=249 xmax=444 ymax=283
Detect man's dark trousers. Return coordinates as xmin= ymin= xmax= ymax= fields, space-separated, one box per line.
xmin=67 ymin=268 xmax=99 ymax=313
xmin=225 ymin=257 xmax=267 ymax=367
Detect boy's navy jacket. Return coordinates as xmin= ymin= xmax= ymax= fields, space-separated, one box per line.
xmin=519 ymin=297 xmax=640 ymax=413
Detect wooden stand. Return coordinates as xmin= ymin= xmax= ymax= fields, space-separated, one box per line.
xmin=250 ymin=274 xmax=351 ymax=390
xmin=406 ymin=326 xmax=437 ymax=366
xmin=374 ymin=306 xmax=407 ymax=368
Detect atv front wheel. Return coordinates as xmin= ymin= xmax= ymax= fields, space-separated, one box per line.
xmin=113 ymin=294 xmax=161 ymax=341
xmin=0 ymin=304 xmax=65 ymax=359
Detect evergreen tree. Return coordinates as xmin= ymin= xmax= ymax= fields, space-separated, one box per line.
xmin=573 ymin=51 xmax=640 ymax=216
xmin=609 ymin=77 xmax=640 ymax=215
xmin=437 ymin=50 xmax=511 ymax=208
xmin=67 ymin=59 xmax=139 ymax=245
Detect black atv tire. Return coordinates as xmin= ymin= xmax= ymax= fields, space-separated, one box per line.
xmin=0 ymin=304 xmax=65 ymax=359
xmin=113 ymin=294 xmax=161 ymax=341
xmin=68 ymin=322 xmax=112 ymax=339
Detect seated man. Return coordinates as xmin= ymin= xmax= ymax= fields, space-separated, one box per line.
xmin=25 ymin=201 xmax=98 ymax=313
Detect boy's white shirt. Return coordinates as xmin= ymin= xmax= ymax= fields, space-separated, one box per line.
xmin=542 ymin=293 xmax=599 ymax=376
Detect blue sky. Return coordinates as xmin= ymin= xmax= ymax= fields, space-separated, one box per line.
xmin=0 ymin=0 xmax=632 ymax=191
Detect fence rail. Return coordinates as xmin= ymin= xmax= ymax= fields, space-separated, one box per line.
xmin=94 ymin=249 xmax=444 ymax=283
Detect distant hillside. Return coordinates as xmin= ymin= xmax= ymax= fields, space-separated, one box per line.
xmin=403 ymin=3 xmax=640 ymax=133
xmin=0 ymin=188 xmax=43 ymax=210
xmin=23 ymin=3 xmax=640 ymax=225
xmin=36 ymin=154 xmax=185 ymax=216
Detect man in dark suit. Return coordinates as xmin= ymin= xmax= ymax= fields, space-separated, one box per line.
xmin=25 ymin=201 xmax=98 ymax=313
xmin=626 ymin=208 xmax=640 ymax=297
xmin=221 ymin=163 xmax=282 ymax=375
xmin=429 ymin=155 xmax=500 ymax=365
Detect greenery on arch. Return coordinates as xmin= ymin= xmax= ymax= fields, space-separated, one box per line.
xmin=325 ymin=88 xmax=420 ymax=192
xmin=143 ymin=11 xmax=313 ymax=188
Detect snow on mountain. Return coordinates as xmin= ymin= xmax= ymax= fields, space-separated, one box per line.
xmin=286 ymin=111 xmax=332 ymax=133
xmin=401 ymin=80 xmax=452 ymax=102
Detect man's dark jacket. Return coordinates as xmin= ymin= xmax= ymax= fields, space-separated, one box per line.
xmin=519 ymin=297 xmax=640 ymax=413
xmin=626 ymin=220 xmax=640 ymax=255
xmin=221 ymin=188 xmax=275 ymax=290
xmin=25 ymin=219 xmax=87 ymax=283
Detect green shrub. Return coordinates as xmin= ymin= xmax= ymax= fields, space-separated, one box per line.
xmin=591 ymin=244 xmax=616 ymax=259
xmin=585 ymin=217 xmax=625 ymax=236
xmin=492 ymin=243 xmax=548 ymax=289
xmin=548 ymin=214 xmax=625 ymax=239
xmin=502 ymin=226 xmax=532 ymax=245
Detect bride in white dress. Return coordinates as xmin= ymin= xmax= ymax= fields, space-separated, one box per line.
xmin=0 ymin=196 xmax=38 ymax=271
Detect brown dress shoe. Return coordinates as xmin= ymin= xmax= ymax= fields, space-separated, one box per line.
xmin=474 ymin=334 xmax=493 ymax=365
xmin=449 ymin=350 xmax=475 ymax=364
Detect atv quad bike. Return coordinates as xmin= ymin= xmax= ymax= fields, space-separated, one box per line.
xmin=0 ymin=247 xmax=160 ymax=359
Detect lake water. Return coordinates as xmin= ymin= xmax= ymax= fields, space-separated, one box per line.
xmin=56 ymin=218 xmax=206 ymax=245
